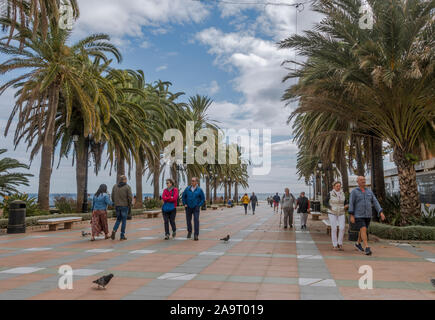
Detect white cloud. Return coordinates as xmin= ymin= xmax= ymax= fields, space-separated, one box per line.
xmin=156 ymin=65 xmax=168 ymax=72
xmin=73 ymin=0 xmax=209 ymax=43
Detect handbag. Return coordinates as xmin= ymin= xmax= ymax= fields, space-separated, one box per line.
xmin=162 ymin=189 xmax=176 ymax=213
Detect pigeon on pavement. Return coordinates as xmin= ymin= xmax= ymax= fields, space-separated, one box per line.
xmin=93 ymin=274 xmax=114 ymax=289
xmin=82 ymin=231 xmax=91 ymax=237
xmin=431 ymin=279 xmax=435 ymax=287
xmin=220 ymin=235 xmax=230 ymax=242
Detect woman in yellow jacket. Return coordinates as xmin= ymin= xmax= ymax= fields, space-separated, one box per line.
xmin=241 ymin=194 xmax=250 ymax=215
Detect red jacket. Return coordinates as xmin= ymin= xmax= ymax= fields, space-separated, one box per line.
xmin=162 ymin=188 xmax=178 ymax=206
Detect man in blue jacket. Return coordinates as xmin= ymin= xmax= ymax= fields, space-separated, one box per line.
xmin=182 ymin=177 xmax=205 ymax=241
xmin=349 ymin=176 xmax=385 ymax=256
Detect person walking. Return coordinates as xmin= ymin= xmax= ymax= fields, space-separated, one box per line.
xmin=241 ymin=193 xmax=250 ymax=215
xmin=182 ymin=177 xmax=205 ymax=241
xmin=250 ymin=192 xmax=258 ymax=215
xmin=110 ymin=175 xmax=133 ymax=241
xmin=281 ymin=188 xmax=296 ymax=229
xmin=273 ymin=193 xmax=281 ymax=213
xmin=162 ymin=179 xmax=179 ymax=240
xmin=296 ymin=192 xmax=310 ymax=230
xmin=349 ymin=176 xmax=385 ymax=256
xmin=91 ymin=184 xmax=112 ymax=241
xmin=325 ymin=182 xmax=348 ymax=251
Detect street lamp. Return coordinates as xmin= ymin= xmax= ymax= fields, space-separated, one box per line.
xmin=317 ymin=162 xmax=323 ymax=204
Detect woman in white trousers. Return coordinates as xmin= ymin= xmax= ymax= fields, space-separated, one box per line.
xmin=325 ymin=182 xmax=348 ymax=251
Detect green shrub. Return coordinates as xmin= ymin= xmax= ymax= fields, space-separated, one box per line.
xmin=369 ymin=222 xmax=435 ymax=240
xmin=381 ymin=193 xmax=406 ymax=226
xmin=54 ymin=197 xmax=77 ymax=213
xmin=144 ymin=198 xmax=163 ymax=210
xmin=0 ymin=193 xmax=44 ymax=217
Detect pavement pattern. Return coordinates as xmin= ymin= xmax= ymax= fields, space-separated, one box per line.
xmin=0 ymin=203 xmax=434 ymax=300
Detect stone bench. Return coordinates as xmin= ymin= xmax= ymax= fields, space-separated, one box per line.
xmin=38 ymin=217 xmax=82 ymax=231
xmin=211 ymin=206 xmax=219 ymax=210
xmin=311 ymin=212 xmax=322 ymax=221
xmin=146 ymin=210 xmax=161 ymax=219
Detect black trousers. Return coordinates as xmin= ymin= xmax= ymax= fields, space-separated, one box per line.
xmin=162 ymin=209 xmax=177 ymax=235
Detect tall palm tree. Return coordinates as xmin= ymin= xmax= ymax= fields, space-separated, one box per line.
xmin=0 ymin=19 xmax=121 ymax=210
xmin=0 ymin=149 xmax=33 ymax=197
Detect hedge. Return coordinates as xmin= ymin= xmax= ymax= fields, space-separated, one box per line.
xmin=369 ymin=222 xmax=435 ymax=241
xmin=0 ymin=208 xmax=159 ymax=229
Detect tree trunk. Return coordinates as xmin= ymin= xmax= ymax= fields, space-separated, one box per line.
xmin=213 ymin=178 xmax=217 ymax=202
xmin=224 ymin=182 xmax=228 ymax=202
xmin=234 ymin=182 xmax=239 ymax=203
xmin=339 ymin=153 xmax=350 ymax=195
xmin=116 ymin=148 xmax=125 ymax=183
xmin=38 ymin=84 xmax=59 ymax=211
xmin=228 ymin=181 xmax=232 ymax=202
xmin=393 ymin=148 xmax=421 ymax=222
xmin=355 ymin=141 xmax=365 ymax=176
xmin=75 ymin=138 xmax=87 ymax=213
xmin=371 ymin=137 xmax=386 ymax=203
xmin=153 ymin=161 xmax=160 ymax=200
xmin=135 ymin=160 xmax=143 ymax=208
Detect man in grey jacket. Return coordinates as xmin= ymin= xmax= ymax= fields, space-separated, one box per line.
xmin=349 ymin=176 xmax=385 ymax=256
xmin=281 ymin=188 xmax=296 ymax=229
xmin=111 ymin=175 xmax=133 ymax=241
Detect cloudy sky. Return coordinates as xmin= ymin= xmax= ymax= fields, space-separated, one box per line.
xmin=0 ymin=0 xmax=357 ymax=196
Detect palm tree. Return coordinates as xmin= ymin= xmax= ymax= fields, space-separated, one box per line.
xmin=0 ymin=19 xmax=121 ymax=210
xmin=0 ymin=149 xmax=33 ymax=197
xmin=279 ymin=0 xmax=434 ymax=221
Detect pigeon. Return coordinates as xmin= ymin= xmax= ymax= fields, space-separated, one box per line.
xmin=93 ymin=274 xmax=114 ymax=289
xmin=82 ymin=231 xmax=91 ymax=237
xmin=431 ymin=279 xmax=435 ymax=288
xmin=220 ymin=235 xmax=230 ymax=242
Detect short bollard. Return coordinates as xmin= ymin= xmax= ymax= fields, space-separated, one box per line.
xmin=7 ymin=200 xmax=26 ymax=234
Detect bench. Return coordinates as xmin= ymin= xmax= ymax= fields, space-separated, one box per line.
xmin=311 ymin=212 xmax=322 ymax=221
xmin=146 ymin=210 xmax=161 ymax=219
xmin=211 ymin=205 xmax=219 ymax=210
xmin=38 ymin=217 xmax=82 ymax=231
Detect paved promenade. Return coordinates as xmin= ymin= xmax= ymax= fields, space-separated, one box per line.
xmin=0 ymin=203 xmax=434 ymax=300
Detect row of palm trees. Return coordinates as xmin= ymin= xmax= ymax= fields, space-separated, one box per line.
xmin=280 ymin=0 xmax=434 ymax=224
xmin=0 ymin=0 xmax=249 ymax=211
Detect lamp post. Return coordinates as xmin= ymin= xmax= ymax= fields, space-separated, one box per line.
xmin=318 ymin=161 xmax=323 ymax=204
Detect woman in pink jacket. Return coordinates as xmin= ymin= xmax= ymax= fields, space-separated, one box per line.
xmin=162 ymin=179 xmax=179 ymax=240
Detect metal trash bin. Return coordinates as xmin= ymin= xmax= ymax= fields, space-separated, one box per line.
xmin=311 ymin=201 xmax=321 ymax=212
xmin=7 ymin=200 xmax=26 ymax=234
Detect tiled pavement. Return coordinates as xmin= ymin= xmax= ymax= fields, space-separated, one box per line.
xmin=0 ymin=203 xmax=434 ymax=300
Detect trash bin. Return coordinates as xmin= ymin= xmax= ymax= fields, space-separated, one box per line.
xmin=311 ymin=201 xmax=321 ymax=212
xmin=348 ymin=222 xmax=359 ymax=242
xmin=7 ymin=200 xmax=26 ymax=234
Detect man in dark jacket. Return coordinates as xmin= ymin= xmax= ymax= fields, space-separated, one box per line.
xmin=295 ymin=192 xmax=310 ymax=230
xmin=182 ymin=177 xmax=205 ymax=241
xmin=111 ymin=175 xmax=133 ymax=241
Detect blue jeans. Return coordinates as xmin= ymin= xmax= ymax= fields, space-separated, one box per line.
xmin=113 ymin=206 xmax=129 ymax=238
xmin=186 ymin=207 xmax=200 ymax=236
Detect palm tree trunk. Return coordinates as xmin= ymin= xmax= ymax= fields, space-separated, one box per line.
xmin=234 ymin=182 xmax=239 ymax=203
xmin=371 ymin=137 xmax=386 ymax=203
xmin=355 ymin=141 xmax=365 ymax=176
xmin=339 ymin=153 xmax=349 ymax=194
xmin=228 ymin=181 xmax=232 ymax=201
xmin=393 ymin=148 xmax=421 ymax=222
xmin=75 ymin=138 xmax=87 ymax=213
xmin=38 ymin=84 xmax=60 ymax=211
xmin=135 ymin=161 xmax=143 ymax=209
xmin=213 ymin=178 xmax=217 ymax=202
xmin=205 ymin=176 xmax=210 ymax=205
xmin=116 ymin=148 xmax=125 ymax=183
xmin=224 ymin=182 xmax=228 ymax=202
xmin=153 ymin=162 xmax=160 ymax=200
